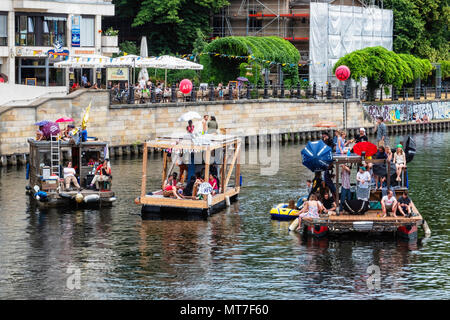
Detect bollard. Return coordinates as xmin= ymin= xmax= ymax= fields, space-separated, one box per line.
xmin=264 ymin=81 xmax=269 ymax=99
xmin=326 ymin=83 xmax=332 ymax=99
xmin=209 ymin=82 xmax=215 ymax=101
xmin=191 ymin=85 xmax=196 ymax=102
xmin=273 ymin=84 xmax=278 ymax=98
xmin=312 ymin=82 xmax=317 ymax=99
xmin=151 ymin=84 xmax=156 ymax=103
xmin=280 ymin=82 xmax=285 ymax=98
xmin=297 ymin=82 xmax=301 ymax=99
xmin=171 ymin=83 xmax=177 ymax=102
xmin=246 ymin=83 xmax=252 ymax=99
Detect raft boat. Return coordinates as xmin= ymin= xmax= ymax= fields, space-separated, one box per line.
xmin=26 ymin=138 xmax=116 ymax=208
xmin=135 ymin=134 xmax=241 ymax=219
xmin=293 ymin=139 xmax=428 ymax=241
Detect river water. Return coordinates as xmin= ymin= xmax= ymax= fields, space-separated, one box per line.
xmin=0 ymin=132 xmax=448 ymax=300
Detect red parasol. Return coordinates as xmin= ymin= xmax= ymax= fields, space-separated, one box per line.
xmin=353 ymin=141 xmax=378 ymax=157
xmin=314 ymin=121 xmax=337 ymax=128
xmin=55 ymin=117 xmax=74 ymax=123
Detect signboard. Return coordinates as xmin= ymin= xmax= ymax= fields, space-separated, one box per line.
xmin=107 ymin=68 xmax=129 ymax=81
xmin=48 ymin=49 xmax=69 ymax=63
xmin=71 ymin=16 xmax=81 ymax=47
xmin=26 ymin=78 xmax=37 ymax=86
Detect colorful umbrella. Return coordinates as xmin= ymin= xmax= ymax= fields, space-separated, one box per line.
xmin=41 ymin=121 xmax=61 ymax=138
xmin=82 ymin=101 xmax=91 ymax=130
xmin=55 ymin=117 xmax=74 ymax=123
xmin=314 ymin=121 xmax=337 ymax=128
xmin=35 ymin=120 xmax=51 ymax=126
xmin=237 ymin=77 xmax=248 ymax=82
xmin=301 ymin=140 xmax=333 ymax=172
xmin=352 ymin=141 xmax=378 ymax=157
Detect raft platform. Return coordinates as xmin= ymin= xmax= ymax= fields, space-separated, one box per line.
xmin=136 ymin=134 xmax=241 ymax=219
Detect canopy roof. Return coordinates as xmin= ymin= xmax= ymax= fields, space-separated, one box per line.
xmin=107 ymin=55 xmax=203 ymax=70
xmin=54 ymin=55 xmax=111 ymax=68
xmin=147 ymin=134 xmax=239 ymax=152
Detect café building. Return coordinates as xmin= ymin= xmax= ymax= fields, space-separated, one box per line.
xmin=0 ymin=0 xmax=118 ymax=86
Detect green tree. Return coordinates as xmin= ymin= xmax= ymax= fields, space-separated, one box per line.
xmin=334 ymin=46 xmax=432 ymax=99
xmin=384 ymin=0 xmax=450 ymax=61
xmin=111 ymin=0 xmax=229 ymax=55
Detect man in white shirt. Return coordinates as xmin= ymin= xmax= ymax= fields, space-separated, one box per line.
xmin=64 ymin=161 xmax=80 ymax=190
xmin=356 ymin=166 xmax=371 ymax=200
xmin=381 ymin=189 xmax=398 ymax=217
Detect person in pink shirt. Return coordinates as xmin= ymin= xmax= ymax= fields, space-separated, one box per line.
xmin=209 ymin=173 xmax=219 ymax=195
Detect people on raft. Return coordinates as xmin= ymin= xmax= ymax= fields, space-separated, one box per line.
xmin=394 ymin=144 xmax=406 ymax=182
xmin=310 ymin=171 xmax=323 ymax=197
xmin=321 ymin=131 xmax=334 ymax=150
xmin=163 ymin=173 xmax=183 ymax=199
xmin=339 ymin=163 xmax=352 ymax=212
xmin=296 ymin=194 xmax=324 ymax=231
xmin=36 ymin=126 xmax=45 ymax=141
xmin=202 ymin=114 xmax=209 ymax=134
xmin=372 ymin=146 xmax=387 ymax=190
xmin=356 ymin=166 xmax=371 ymax=201
xmin=186 ymin=120 xmax=195 ymax=134
xmin=336 ymin=130 xmax=351 ymax=154
xmin=89 ymin=159 xmax=111 ymax=190
xmin=306 ymin=179 xmax=312 ymax=195
xmin=397 ymin=191 xmax=412 ymax=217
xmin=324 ymin=164 xmax=336 ymax=194
xmin=381 ymin=189 xmax=398 ymax=217
xmin=322 ymin=192 xmax=337 ymax=216
xmin=375 ymin=116 xmax=387 ymax=147
xmin=207 ymin=116 xmax=218 ymax=134
xmin=63 ymin=161 xmax=80 ymax=191
xmin=352 ymin=128 xmax=368 ymax=143
xmin=208 ymin=173 xmax=219 ymax=195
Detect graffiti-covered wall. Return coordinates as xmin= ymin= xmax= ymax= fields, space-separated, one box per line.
xmin=363 ymin=101 xmax=450 ymax=122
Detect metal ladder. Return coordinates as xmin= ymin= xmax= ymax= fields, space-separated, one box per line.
xmin=50 ymin=135 xmax=60 ymax=177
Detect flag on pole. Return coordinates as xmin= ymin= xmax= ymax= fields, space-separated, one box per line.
xmin=82 ymin=100 xmax=92 ymax=130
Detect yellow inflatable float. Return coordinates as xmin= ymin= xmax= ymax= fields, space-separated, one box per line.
xmin=270 ymin=203 xmax=302 ymax=220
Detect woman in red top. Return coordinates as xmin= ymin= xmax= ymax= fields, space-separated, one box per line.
xmin=186 ymin=120 xmax=194 ymax=134
xmin=89 ymin=159 xmax=111 ymax=190
xmin=209 ymin=173 xmax=219 ymax=195
xmin=163 ymin=174 xmax=182 ymax=199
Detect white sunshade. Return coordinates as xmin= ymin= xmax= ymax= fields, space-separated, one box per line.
xmin=54 ymin=54 xmax=112 ymax=68
xmin=107 ymin=55 xmax=203 ymax=70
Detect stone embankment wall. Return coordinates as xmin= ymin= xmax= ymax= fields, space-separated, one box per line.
xmin=0 ymin=89 xmax=449 ymax=166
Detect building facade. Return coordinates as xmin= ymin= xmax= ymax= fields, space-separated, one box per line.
xmin=212 ymin=0 xmax=392 ymax=84
xmin=0 ymin=0 xmax=118 ymax=87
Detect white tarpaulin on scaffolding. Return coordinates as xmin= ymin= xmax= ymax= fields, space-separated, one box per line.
xmin=309 ymin=2 xmax=393 ymax=87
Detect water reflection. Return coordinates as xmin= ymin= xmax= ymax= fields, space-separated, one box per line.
xmin=0 ymin=132 xmax=448 ymax=299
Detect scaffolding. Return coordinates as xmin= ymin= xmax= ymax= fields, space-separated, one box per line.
xmin=211 ymin=1 xmax=389 ymax=82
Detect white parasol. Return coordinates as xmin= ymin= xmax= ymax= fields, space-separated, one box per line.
xmin=177 ymin=111 xmax=202 ymax=122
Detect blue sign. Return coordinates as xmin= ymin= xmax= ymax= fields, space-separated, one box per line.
xmin=71 ymin=16 xmax=80 ymax=47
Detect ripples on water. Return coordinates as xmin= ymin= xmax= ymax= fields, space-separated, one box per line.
xmin=0 ymin=132 xmax=448 ymax=299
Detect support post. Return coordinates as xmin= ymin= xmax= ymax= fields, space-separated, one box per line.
xmin=140 ymin=142 xmax=148 ymax=199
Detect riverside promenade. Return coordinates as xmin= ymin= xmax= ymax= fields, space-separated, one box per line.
xmin=0 ymin=88 xmax=449 ymax=166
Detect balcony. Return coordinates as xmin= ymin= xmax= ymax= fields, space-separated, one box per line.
xmin=101 ymin=35 xmax=118 ymax=56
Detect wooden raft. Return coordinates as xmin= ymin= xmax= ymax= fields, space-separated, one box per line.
xmin=137 ymin=134 xmax=241 ymax=212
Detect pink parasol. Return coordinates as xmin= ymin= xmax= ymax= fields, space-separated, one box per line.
xmin=55 ymin=117 xmax=74 ymax=123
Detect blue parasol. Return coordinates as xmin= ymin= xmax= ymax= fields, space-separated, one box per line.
xmin=301 ymin=140 xmax=333 ymax=172
xmin=35 ymin=120 xmax=51 ymax=126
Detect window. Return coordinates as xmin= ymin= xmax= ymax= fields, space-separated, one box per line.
xmin=80 ymin=16 xmax=94 ymax=47
xmin=0 ymin=14 xmax=7 ymax=46
xmin=43 ymin=17 xmax=66 ymax=46
xmin=15 ymin=14 xmax=66 ymax=46
xmin=15 ymin=15 xmax=35 ymax=46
